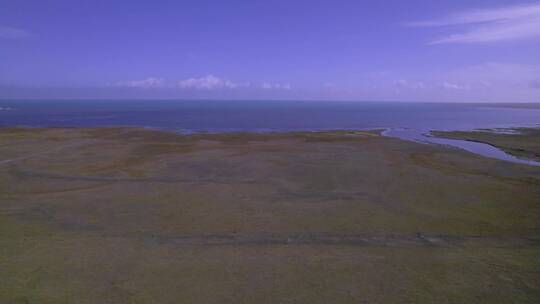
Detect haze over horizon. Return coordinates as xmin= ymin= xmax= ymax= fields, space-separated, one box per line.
xmin=1 ymin=0 xmax=540 ymax=102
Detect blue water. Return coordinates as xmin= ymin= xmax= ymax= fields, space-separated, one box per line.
xmin=1 ymin=100 xmax=540 ymax=165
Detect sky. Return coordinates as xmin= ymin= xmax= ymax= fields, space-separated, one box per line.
xmin=1 ymin=0 xmax=539 ymax=102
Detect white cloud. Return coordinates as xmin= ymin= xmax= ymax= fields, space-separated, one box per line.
xmin=0 ymin=26 xmax=31 ymax=39
xmin=113 ymin=75 xmax=293 ymax=92
xmin=394 ymin=79 xmax=427 ymax=90
xmin=440 ymin=82 xmax=470 ymax=90
xmin=323 ymin=82 xmax=338 ymax=89
xmin=356 ymin=61 xmax=539 ymax=102
xmin=410 ymin=3 xmax=540 ymax=44
xmin=115 ymin=77 xmax=165 ymax=89
xmin=177 ymin=75 xmax=246 ymax=90
xmin=389 ymin=63 xmax=538 ymax=91
xmin=261 ymin=82 xmax=292 ymax=90
xmin=445 ymin=63 xmax=539 ymax=87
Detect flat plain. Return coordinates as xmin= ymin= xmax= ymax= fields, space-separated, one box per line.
xmin=1 ymin=127 xmax=540 ymax=303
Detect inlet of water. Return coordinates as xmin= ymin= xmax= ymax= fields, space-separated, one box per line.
xmin=383 ymin=128 xmax=540 ymax=167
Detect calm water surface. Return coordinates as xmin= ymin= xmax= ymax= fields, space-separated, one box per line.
xmin=1 ymin=100 xmax=539 ymax=165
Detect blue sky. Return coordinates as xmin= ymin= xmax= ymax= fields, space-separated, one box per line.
xmin=1 ymin=0 xmax=539 ymax=102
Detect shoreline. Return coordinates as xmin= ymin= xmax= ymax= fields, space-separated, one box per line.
xmin=3 ymin=125 xmax=540 ymax=166
xmin=432 ymin=127 xmax=540 ymax=163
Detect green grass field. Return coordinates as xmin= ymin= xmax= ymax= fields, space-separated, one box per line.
xmin=1 ymin=127 xmax=540 ymax=303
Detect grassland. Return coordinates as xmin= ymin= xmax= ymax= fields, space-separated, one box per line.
xmin=1 ymin=127 xmax=540 ymax=303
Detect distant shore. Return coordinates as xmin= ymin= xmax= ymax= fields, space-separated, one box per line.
xmin=476 ymin=103 xmax=540 ymax=109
